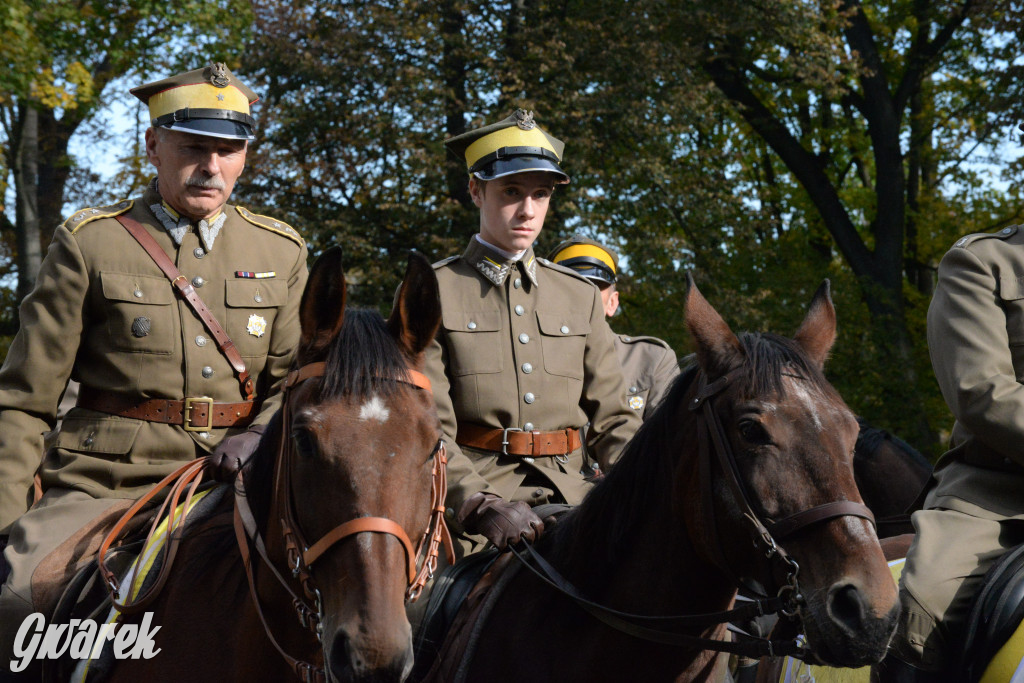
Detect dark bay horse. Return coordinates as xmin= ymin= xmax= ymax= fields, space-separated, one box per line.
xmin=423 ymin=279 xmax=899 ymax=682
xmin=853 ymin=417 xmax=932 ymax=526
xmin=105 ymin=248 xmax=449 ymax=683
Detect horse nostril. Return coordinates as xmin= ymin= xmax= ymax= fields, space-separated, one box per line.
xmin=329 ymin=630 xmax=357 ymax=680
xmin=827 ymin=583 xmax=867 ymax=633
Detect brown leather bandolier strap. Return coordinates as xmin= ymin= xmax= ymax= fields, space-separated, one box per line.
xmin=115 ymin=213 xmax=255 ymax=400
xmin=456 ymin=423 xmax=583 ymax=457
xmin=77 ymin=385 xmax=259 ymax=431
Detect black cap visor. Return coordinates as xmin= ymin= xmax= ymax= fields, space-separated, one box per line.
xmin=473 ymin=155 xmax=570 ymax=184
xmin=561 ymin=258 xmax=616 ymax=285
xmin=159 ymin=118 xmax=255 ymax=141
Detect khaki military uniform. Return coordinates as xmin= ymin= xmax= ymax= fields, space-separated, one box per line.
xmin=425 ymin=238 xmax=640 ymax=539
xmin=0 ymin=180 xmax=307 ymax=648
xmin=896 ymin=225 xmax=1024 ymax=670
xmin=614 ymin=334 xmax=679 ymax=420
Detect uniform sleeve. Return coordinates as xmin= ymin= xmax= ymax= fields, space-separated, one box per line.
xmin=580 ymin=287 xmax=641 ymax=469
xmin=645 ymin=345 xmax=680 ymax=414
xmin=0 ymin=226 xmax=87 ymax=532
xmin=927 ymin=245 xmax=1024 ymax=462
xmin=250 ymin=240 xmax=308 ymax=427
xmin=424 ymin=330 xmax=496 ymax=526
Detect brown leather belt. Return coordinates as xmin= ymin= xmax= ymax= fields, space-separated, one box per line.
xmin=77 ymin=386 xmax=258 ymax=431
xmin=456 ymin=423 xmax=583 ymax=458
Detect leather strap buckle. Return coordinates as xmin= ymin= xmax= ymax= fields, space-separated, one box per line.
xmin=501 ymin=427 xmax=523 ymax=455
xmin=183 ymin=396 xmax=215 ymax=432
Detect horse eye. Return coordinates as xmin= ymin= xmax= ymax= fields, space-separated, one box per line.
xmin=738 ymin=419 xmax=771 ymax=445
xmin=292 ymin=430 xmax=318 ymax=458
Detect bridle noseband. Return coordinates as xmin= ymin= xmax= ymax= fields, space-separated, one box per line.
xmin=232 ymin=360 xmax=454 ymax=683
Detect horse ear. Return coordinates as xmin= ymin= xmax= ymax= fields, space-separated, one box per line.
xmin=684 ymin=273 xmax=743 ymax=377
xmin=298 ymin=246 xmax=347 ymax=362
xmin=793 ymin=279 xmax=836 ymax=369
xmin=387 ymin=251 xmax=441 ymax=362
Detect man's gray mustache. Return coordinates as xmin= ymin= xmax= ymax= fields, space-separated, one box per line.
xmin=186 ymin=176 xmax=226 ymax=190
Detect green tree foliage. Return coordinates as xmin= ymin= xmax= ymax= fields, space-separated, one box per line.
xmin=252 ymin=0 xmax=1024 ymax=455
xmin=0 ymin=0 xmax=254 ymax=329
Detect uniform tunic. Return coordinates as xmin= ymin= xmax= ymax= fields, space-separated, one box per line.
xmin=0 ymin=180 xmax=307 ymax=532
xmin=425 ymin=238 xmax=640 ymax=532
xmin=614 ymin=334 xmax=680 ymax=420
xmin=897 ymin=225 xmax=1024 ymax=669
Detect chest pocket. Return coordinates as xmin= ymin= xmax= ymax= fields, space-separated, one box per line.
xmin=537 ymin=312 xmax=590 ymax=379
xmin=225 ymin=280 xmax=287 ymax=357
xmin=442 ymin=309 xmax=503 ymax=375
xmin=100 ymin=272 xmax=176 ymax=354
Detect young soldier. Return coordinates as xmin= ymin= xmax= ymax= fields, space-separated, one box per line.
xmin=427 ymin=110 xmax=640 ymax=555
xmin=550 ymin=236 xmax=680 ymax=420
xmin=0 ymin=63 xmax=307 ymax=666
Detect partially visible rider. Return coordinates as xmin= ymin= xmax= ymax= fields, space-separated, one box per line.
xmin=549 ymin=235 xmax=679 ymax=422
xmin=884 ymin=127 xmax=1024 ymax=681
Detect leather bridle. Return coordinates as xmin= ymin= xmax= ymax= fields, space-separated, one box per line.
xmin=509 ymin=366 xmax=876 ymax=660
xmin=690 ymin=368 xmax=875 ymax=619
xmin=232 ymin=361 xmax=454 ymax=683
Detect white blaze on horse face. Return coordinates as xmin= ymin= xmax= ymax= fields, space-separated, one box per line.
xmin=842 ymin=514 xmax=876 ymax=543
xmin=784 ymin=375 xmax=824 ymax=431
xmin=359 ymin=395 xmax=390 ymax=423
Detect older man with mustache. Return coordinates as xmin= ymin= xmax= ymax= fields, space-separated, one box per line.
xmin=0 ymin=63 xmax=308 ymax=673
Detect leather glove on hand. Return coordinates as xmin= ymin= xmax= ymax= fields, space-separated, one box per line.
xmin=206 ymin=424 xmax=266 ymax=483
xmin=457 ymin=492 xmax=544 ymax=550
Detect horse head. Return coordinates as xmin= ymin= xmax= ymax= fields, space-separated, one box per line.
xmin=270 ymin=247 xmax=444 ymax=682
xmin=682 ymin=278 xmax=899 ymax=667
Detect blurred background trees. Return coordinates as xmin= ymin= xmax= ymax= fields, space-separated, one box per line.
xmin=3 ymin=0 xmax=1023 ymax=456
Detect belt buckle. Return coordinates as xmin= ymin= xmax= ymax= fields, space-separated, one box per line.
xmin=183 ymin=396 xmax=215 ymax=432
xmin=500 ymin=427 xmax=523 ymax=455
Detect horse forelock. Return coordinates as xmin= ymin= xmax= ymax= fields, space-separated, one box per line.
xmin=737 ymin=332 xmax=838 ymax=402
xmin=321 ymin=308 xmax=409 ymax=402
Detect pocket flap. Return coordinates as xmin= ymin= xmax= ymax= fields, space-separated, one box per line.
xmin=441 ymin=308 xmax=503 ymax=333
xmin=536 ymin=312 xmax=591 ymax=337
xmin=55 ymin=416 xmax=143 ymax=455
xmin=1000 ymin=276 xmax=1024 ymax=301
xmin=100 ymin=272 xmax=174 ymax=304
xmin=226 ymin=279 xmax=287 ymax=308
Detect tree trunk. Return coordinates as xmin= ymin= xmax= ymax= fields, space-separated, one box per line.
xmin=440 ymin=0 xmax=472 ymax=218
xmin=14 ymin=104 xmax=42 ymax=310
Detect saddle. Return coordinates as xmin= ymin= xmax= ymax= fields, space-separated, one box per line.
xmin=958 ymin=541 xmax=1024 ymax=683
xmin=410 ymin=504 xmax=573 ymax=683
xmin=40 ymin=483 xmax=228 ymax=683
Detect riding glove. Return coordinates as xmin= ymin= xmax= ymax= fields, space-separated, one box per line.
xmin=458 ymin=492 xmax=544 ymax=549
xmin=206 ymin=424 xmax=266 ymax=483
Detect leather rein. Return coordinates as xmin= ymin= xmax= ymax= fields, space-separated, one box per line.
xmin=510 ymin=367 xmax=876 ymax=660
xmin=231 ymin=361 xmax=454 ymax=683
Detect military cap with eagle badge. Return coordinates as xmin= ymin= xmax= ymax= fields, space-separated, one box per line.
xmin=445 ymin=108 xmax=570 ymax=184
xmin=130 ymin=62 xmax=259 ymax=141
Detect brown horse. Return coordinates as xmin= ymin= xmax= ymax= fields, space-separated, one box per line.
xmin=853 ymin=417 xmax=932 ymax=529
xmin=421 ymin=278 xmax=899 ymax=682
xmin=103 ymin=248 xmax=449 ymax=683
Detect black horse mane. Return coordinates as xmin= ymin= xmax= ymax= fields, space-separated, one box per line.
xmin=550 ymin=330 xmax=838 ymax=569
xmin=854 ymin=416 xmax=930 ymax=469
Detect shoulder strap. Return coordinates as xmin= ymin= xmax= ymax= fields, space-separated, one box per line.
xmin=115 ymin=214 xmax=254 ymax=400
